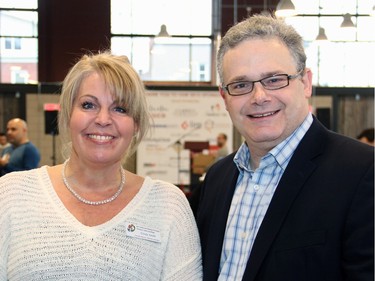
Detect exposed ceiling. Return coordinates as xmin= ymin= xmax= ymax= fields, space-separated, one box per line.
xmin=220 ymin=0 xmax=280 ymax=33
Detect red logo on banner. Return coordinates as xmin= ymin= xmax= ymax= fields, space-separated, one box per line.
xmin=44 ymin=103 xmax=60 ymax=111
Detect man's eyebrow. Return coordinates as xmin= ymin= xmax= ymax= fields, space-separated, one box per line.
xmin=228 ymin=71 xmax=285 ymax=83
xmin=227 ymin=75 xmax=249 ymax=83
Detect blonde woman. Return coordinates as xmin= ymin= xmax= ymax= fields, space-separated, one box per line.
xmin=0 ymin=52 xmax=202 ymax=280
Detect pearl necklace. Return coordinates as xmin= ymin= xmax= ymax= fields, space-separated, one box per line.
xmin=62 ymin=159 xmax=125 ymax=205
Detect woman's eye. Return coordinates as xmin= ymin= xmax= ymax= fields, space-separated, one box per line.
xmin=81 ymin=101 xmax=95 ymax=109
xmin=114 ymin=106 xmax=128 ymax=114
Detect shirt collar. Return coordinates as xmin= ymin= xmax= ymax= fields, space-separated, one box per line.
xmin=234 ymin=113 xmax=313 ymax=172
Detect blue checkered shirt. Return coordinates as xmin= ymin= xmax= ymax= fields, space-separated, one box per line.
xmin=218 ymin=113 xmax=313 ymax=280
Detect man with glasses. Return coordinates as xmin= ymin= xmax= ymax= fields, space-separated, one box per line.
xmin=196 ymin=14 xmax=374 ymax=281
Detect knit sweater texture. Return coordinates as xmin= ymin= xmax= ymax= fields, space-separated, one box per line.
xmin=0 ymin=166 xmax=202 ymax=280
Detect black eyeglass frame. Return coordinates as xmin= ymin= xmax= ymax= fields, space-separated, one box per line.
xmin=222 ymin=69 xmax=305 ymax=96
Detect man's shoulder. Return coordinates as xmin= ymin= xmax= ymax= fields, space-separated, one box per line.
xmin=2 ymin=145 xmax=13 ymax=153
xmin=302 ymin=122 xmax=374 ymax=169
xmin=24 ymin=141 xmax=39 ymax=150
xmin=206 ymin=152 xmax=237 ymax=177
xmin=20 ymin=142 xmax=40 ymax=158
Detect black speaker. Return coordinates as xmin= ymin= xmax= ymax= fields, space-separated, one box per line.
xmin=316 ymin=108 xmax=331 ymax=130
xmin=44 ymin=110 xmax=59 ymax=135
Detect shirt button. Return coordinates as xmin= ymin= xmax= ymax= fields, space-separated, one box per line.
xmin=254 ymin=184 xmax=259 ymax=191
xmin=241 ymin=232 xmax=247 ymax=239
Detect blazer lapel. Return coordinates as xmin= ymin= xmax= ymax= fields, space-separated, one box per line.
xmin=201 ymin=158 xmax=239 ymax=280
xmin=242 ymin=118 xmax=326 ymax=281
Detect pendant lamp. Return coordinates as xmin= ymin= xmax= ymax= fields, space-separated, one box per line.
xmin=275 ymin=0 xmax=297 ymax=17
xmin=157 ymin=24 xmax=170 ymax=37
xmin=316 ymin=27 xmax=328 ymax=41
xmin=340 ymin=13 xmax=355 ymax=29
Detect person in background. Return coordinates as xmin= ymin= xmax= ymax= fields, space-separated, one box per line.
xmin=196 ymin=14 xmax=373 ymax=281
xmin=0 ymin=132 xmax=10 ymax=155
xmin=0 ymin=118 xmax=40 ymax=176
xmin=190 ymin=132 xmax=230 ymax=214
xmin=202 ymin=133 xmax=229 ymax=176
xmin=191 ymin=133 xmax=230 ymax=208
xmin=357 ymin=128 xmax=374 ymax=146
xmin=213 ymin=133 xmax=228 ymax=162
xmin=0 ymin=52 xmax=202 ymax=280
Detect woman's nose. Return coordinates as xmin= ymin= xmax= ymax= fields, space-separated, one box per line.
xmin=95 ymin=109 xmax=112 ymax=126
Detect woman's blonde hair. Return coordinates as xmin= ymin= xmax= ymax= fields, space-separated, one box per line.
xmin=58 ymin=51 xmax=150 ymax=163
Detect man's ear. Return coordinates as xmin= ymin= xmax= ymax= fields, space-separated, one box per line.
xmin=219 ymin=86 xmax=229 ymax=111
xmin=219 ymin=86 xmax=227 ymax=100
xmin=302 ymin=68 xmax=313 ymax=98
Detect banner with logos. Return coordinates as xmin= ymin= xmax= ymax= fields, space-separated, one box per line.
xmin=136 ymin=90 xmax=233 ymax=185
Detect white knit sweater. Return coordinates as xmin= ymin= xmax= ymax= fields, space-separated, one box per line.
xmin=0 ymin=166 xmax=202 ymax=281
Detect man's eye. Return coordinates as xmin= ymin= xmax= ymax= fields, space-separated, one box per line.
xmin=233 ymin=82 xmax=251 ymax=89
xmin=269 ymin=78 xmax=282 ymax=83
xmin=81 ymin=101 xmax=95 ymax=109
xmin=265 ymin=76 xmax=285 ymax=84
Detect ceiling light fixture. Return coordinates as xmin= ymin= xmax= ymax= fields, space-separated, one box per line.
xmin=340 ymin=13 xmax=355 ymax=28
xmin=275 ymin=0 xmax=297 ymax=18
xmin=157 ymin=24 xmax=170 ymax=37
xmin=316 ymin=27 xmax=328 ymax=41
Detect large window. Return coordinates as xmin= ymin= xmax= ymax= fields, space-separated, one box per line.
xmin=0 ymin=0 xmax=38 ymax=83
xmin=284 ymin=0 xmax=375 ymax=87
xmin=111 ymin=0 xmax=374 ymax=87
xmin=0 ymin=0 xmax=373 ymax=86
xmin=111 ymin=0 xmax=213 ymax=83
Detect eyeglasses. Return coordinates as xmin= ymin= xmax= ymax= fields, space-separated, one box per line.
xmin=223 ymin=69 xmax=304 ymax=96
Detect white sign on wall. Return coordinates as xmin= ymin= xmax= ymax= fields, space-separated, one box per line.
xmin=136 ymin=90 xmax=233 ymax=185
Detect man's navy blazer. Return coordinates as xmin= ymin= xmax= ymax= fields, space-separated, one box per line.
xmin=196 ymin=118 xmax=374 ymax=281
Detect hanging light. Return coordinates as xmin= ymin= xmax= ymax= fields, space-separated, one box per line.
xmin=157 ymin=24 xmax=170 ymax=37
xmin=315 ymin=4 xmax=327 ymax=42
xmin=340 ymin=13 xmax=355 ymax=29
xmin=260 ymin=0 xmax=271 ymax=16
xmin=315 ymin=27 xmax=328 ymax=41
xmin=275 ymin=0 xmax=297 ymax=17
xmin=246 ymin=6 xmax=252 ymax=16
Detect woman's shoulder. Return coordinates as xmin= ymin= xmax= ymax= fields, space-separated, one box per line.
xmin=0 ymin=167 xmax=48 ymax=208
xmin=140 ymin=177 xmax=191 ymax=209
xmin=145 ymin=177 xmax=185 ymax=196
xmin=0 ymin=166 xmax=47 ymax=191
xmin=2 ymin=166 xmax=45 ymax=179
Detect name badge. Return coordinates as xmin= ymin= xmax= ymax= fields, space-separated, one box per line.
xmin=125 ymin=222 xmax=161 ymax=243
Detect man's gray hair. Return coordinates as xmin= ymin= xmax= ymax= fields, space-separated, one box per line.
xmin=217 ymin=14 xmax=306 ymax=84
